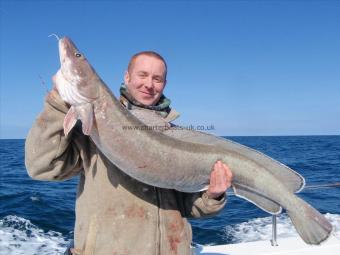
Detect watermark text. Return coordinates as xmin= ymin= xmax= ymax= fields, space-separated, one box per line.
xmin=122 ymin=124 xmax=215 ymax=131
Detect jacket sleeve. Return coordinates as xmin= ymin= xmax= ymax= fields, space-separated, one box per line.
xmin=176 ymin=191 xmax=227 ymax=219
xmin=25 ymin=88 xmax=85 ymax=181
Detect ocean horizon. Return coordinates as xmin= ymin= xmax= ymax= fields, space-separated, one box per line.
xmin=1 ymin=135 xmax=339 ymax=254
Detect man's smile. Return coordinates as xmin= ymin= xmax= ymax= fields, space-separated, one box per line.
xmin=139 ymin=90 xmax=156 ymax=96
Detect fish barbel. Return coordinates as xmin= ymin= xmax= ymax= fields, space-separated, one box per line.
xmin=52 ymin=36 xmax=333 ymax=245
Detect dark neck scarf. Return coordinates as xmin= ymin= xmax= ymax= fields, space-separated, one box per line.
xmin=119 ymin=83 xmax=171 ymax=117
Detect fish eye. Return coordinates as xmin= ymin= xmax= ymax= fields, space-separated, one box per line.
xmin=75 ymin=52 xmax=82 ymax=57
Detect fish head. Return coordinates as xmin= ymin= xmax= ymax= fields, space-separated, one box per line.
xmin=57 ymin=36 xmax=99 ymax=102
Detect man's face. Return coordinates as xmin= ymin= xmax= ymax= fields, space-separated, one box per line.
xmin=124 ymin=55 xmax=167 ymax=106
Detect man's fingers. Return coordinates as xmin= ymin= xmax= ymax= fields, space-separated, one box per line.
xmin=222 ymin=163 xmax=232 ymax=179
xmin=217 ymin=162 xmax=228 ymax=189
xmin=215 ymin=161 xmax=224 ymax=186
xmin=208 ymin=160 xmax=234 ymax=197
xmin=221 ymin=162 xmax=232 ymax=189
xmin=210 ymin=162 xmax=218 ymax=186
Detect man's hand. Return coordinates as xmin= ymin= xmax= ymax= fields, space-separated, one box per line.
xmin=206 ymin=160 xmax=233 ymax=199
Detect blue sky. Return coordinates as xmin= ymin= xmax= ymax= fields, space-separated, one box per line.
xmin=1 ymin=0 xmax=339 ymax=138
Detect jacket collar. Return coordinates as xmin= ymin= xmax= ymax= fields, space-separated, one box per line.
xmin=119 ymin=83 xmax=180 ymax=122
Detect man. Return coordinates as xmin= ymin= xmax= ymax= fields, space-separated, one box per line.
xmin=25 ymin=51 xmax=233 ymax=255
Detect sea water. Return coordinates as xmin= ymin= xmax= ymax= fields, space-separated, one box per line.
xmin=1 ymin=136 xmax=339 ymax=254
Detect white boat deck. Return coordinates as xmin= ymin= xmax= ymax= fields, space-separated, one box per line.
xmin=194 ymin=235 xmax=340 ymax=255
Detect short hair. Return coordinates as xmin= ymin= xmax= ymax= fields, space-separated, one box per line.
xmin=127 ymin=51 xmax=167 ymax=79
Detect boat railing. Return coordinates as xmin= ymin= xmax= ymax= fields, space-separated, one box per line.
xmin=271 ymin=215 xmax=278 ymax=246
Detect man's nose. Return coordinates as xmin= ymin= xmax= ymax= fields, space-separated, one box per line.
xmin=144 ymin=77 xmax=154 ymax=89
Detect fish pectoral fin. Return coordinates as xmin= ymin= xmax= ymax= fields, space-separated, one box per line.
xmin=233 ymin=183 xmax=282 ymax=215
xmin=77 ymin=103 xmax=94 ymax=136
xmin=63 ymin=106 xmax=78 ymax=137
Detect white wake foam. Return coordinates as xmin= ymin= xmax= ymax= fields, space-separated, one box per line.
xmin=1 ymin=213 xmax=339 ymax=253
xmin=0 ymin=215 xmax=69 ymax=255
xmin=224 ymin=213 xmax=340 ymax=244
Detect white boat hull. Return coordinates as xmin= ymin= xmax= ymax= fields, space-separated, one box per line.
xmin=194 ymin=235 xmax=340 ymax=255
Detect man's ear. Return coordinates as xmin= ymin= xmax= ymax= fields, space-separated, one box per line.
xmin=124 ymin=71 xmax=130 ymax=84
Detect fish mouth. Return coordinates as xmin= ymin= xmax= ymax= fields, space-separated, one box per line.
xmin=58 ymin=37 xmax=79 ymax=64
xmin=57 ymin=37 xmax=99 ymax=101
xmin=58 ymin=37 xmax=83 ymax=86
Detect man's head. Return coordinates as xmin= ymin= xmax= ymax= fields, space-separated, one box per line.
xmin=124 ymin=51 xmax=167 ymax=106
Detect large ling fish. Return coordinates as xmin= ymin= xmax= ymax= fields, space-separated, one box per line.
xmin=53 ymin=36 xmax=332 ymax=245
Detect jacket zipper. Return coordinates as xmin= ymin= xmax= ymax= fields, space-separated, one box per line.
xmin=155 ymin=187 xmax=161 ymax=255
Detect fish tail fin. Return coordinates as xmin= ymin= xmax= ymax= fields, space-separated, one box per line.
xmin=287 ymin=197 xmax=332 ymax=245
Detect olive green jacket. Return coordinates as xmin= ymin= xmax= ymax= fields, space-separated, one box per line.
xmin=25 ymin=89 xmax=226 ymax=255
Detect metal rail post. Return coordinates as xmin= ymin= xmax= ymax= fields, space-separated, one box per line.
xmin=271 ymin=215 xmax=278 ymax=246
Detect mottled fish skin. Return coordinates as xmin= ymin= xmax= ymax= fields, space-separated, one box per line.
xmin=53 ymin=37 xmax=333 ymax=245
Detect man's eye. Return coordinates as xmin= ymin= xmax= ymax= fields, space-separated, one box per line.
xmin=154 ymin=78 xmax=163 ymax=83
